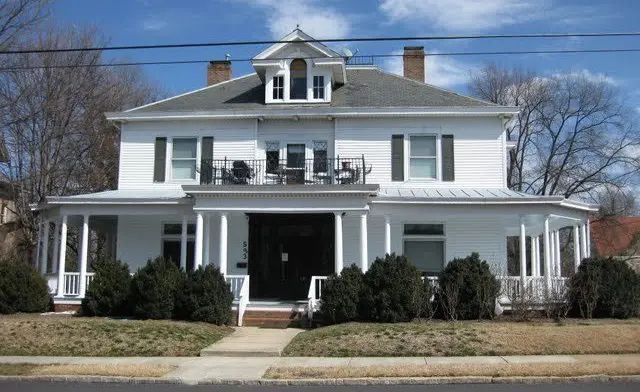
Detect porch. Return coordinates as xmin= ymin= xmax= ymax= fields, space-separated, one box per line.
xmin=33 ymin=187 xmax=597 ymax=325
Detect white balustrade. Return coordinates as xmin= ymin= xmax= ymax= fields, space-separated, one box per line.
xmin=225 ymin=275 xmax=246 ymax=300
xmin=61 ymin=272 xmax=95 ymax=296
xmin=306 ymin=276 xmax=328 ymax=321
xmin=225 ymin=275 xmax=250 ymax=326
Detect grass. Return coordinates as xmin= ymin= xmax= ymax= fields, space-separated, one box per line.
xmin=282 ymin=318 xmax=640 ymax=357
xmin=264 ymin=360 xmax=640 ymax=379
xmin=0 ymin=314 xmax=233 ymax=357
xmin=0 ymin=363 xmax=175 ymax=377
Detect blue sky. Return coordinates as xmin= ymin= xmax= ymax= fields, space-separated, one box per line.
xmin=52 ymin=0 xmax=640 ymax=108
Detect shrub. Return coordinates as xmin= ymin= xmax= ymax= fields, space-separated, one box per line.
xmin=81 ymin=259 xmax=132 ymax=317
xmin=437 ymin=253 xmax=500 ymax=320
xmin=174 ymin=265 xmax=233 ymax=325
xmin=320 ymin=264 xmax=364 ymax=324
xmin=570 ymin=257 xmax=640 ymax=319
xmin=0 ymin=260 xmax=50 ymax=314
xmin=129 ymin=257 xmax=183 ymax=319
xmin=359 ymin=254 xmax=426 ymax=323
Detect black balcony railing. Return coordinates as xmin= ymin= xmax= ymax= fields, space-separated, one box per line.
xmin=199 ymin=156 xmax=370 ymax=186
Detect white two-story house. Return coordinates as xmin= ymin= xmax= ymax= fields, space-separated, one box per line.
xmin=34 ymin=29 xmax=597 ymax=319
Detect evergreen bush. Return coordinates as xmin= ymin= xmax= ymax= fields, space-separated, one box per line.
xmin=319 ymin=264 xmax=364 ymax=324
xmin=174 ymin=265 xmax=233 ymax=325
xmin=129 ymin=257 xmax=183 ymax=319
xmin=0 ymin=261 xmax=50 ymax=314
xmin=81 ymin=259 xmax=131 ymax=317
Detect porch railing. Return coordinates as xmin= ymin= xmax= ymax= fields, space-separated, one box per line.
xmin=307 ymin=276 xmax=328 ymax=321
xmin=225 ymin=275 xmax=250 ymax=326
xmin=61 ymin=272 xmax=95 ymax=296
xmin=200 ymin=156 xmax=370 ymax=186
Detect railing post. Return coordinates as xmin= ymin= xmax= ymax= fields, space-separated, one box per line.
xmin=362 ymin=154 xmax=366 ymax=184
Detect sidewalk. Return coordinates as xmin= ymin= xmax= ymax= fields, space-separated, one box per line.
xmin=1 ymin=354 xmax=639 ymax=385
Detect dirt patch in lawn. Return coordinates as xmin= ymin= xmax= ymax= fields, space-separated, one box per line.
xmin=0 ymin=363 xmax=175 ymax=377
xmin=0 ymin=314 xmax=233 ymax=356
xmin=283 ymin=319 xmax=640 ymax=357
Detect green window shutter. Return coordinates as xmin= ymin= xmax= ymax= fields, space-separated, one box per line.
xmin=201 ymin=137 xmax=213 ymax=161
xmin=441 ymin=135 xmax=455 ymax=182
xmin=391 ymin=134 xmax=404 ymax=181
xmin=153 ymin=137 xmax=167 ymax=183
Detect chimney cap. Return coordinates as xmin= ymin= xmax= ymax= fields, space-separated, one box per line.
xmin=209 ymin=60 xmax=231 ymax=66
xmin=404 ymin=46 xmax=424 ymax=51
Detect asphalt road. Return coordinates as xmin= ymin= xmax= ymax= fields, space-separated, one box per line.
xmin=0 ymin=381 xmax=639 ymax=392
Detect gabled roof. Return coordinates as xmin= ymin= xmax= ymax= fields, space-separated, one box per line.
xmin=253 ymin=28 xmax=342 ymax=60
xmin=116 ymin=68 xmax=504 ymax=116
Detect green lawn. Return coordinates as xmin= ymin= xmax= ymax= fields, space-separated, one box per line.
xmin=0 ymin=314 xmax=233 ymax=356
xmin=282 ymin=319 xmax=640 ymax=357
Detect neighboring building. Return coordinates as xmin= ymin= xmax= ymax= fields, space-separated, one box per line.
xmin=33 ymin=30 xmax=597 ymax=320
xmin=590 ymin=217 xmax=640 ymax=273
xmin=0 ymin=178 xmax=18 ymax=258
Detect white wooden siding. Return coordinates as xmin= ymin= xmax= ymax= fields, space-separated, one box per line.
xmin=118 ymin=119 xmax=256 ymax=190
xmin=116 ymin=215 xmax=164 ymax=271
xmin=336 ymin=117 xmax=505 ymax=188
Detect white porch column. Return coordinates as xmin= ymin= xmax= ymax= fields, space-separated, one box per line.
xmin=56 ymin=215 xmax=68 ymax=297
xmin=180 ymin=215 xmax=188 ymax=270
xmin=194 ymin=212 xmax=204 ymax=269
xmin=203 ymin=214 xmax=211 ymax=266
xmin=359 ymin=212 xmax=368 ymax=272
xmin=549 ymin=231 xmax=556 ymax=276
xmin=384 ymin=215 xmax=391 ymax=256
xmin=543 ymin=216 xmax=552 ymax=292
xmin=573 ymin=225 xmax=581 ymax=271
xmin=39 ymin=220 xmax=50 ymax=275
xmin=529 ymin=234 xmax=536 ymax=277
xmin=554 ymin=230 xmax=562 ymax=276
xmin=586 ymin=219 xmax=591 ymax=258
xmin=34 ymin=217 xmax=42 ymax=269
xmin=78 ymin=215 xmax=90 ymax=298
xmin=219 ymin=212 xmax=228 ymax=276
xmin=519 ymin=217 xmax=527 ymax=281
xmin=334 ymin=213 xmax=344 ymax=275
xmin=580 ymin=222 xmax=588 ymax=260
xmin=51 ymin=220 xmax=60 ymax=275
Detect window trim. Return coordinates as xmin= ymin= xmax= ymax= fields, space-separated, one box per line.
xmin=313 ymin=75 xmax=325 ymax=100
xmin=169 ymin=137 xmax=200 ymax=182
xmin=402 ymin=221 xmax=446 ymax=275
xmin=161 ymin=222 xmax=196 ymax=268
xmin=272 ymin=75 xmax=284 ymax=100
xmin=408 ymin=134 xmax=439 ymax=180
xmin=289 ymin=58 xmax=308 ymax=100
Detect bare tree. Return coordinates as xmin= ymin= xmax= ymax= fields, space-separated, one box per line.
xmin=0 ymin=23 xmax=161 ymax=258
xmin=0 ymin=0 xmax=50 ymax=51
xmin=469 ymin=64 xmax=640 ymax=199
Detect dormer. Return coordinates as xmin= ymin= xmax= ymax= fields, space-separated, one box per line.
xmin=252 ymin=29 xmax=346 ymax=104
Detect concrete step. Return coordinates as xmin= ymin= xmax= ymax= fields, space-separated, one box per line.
xmin=241 ymin=310 xmax=303 ymax=328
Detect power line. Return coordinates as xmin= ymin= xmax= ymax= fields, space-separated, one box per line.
xmin=1 ymin=31 xmax=640 ymax=54
xmin=2 ymin=48 xmax=640 ymax=70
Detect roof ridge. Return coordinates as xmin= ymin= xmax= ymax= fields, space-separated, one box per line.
xmin=125 ymin=73 xmax=258 ymax=113
xmin=371 ymin=68 xmax=502 ymax=108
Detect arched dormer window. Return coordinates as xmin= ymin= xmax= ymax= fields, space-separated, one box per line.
xmin=290 ymin=59 xmax=307 ymax=99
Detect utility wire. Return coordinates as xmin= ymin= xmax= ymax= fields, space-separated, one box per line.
xmin=2 ymin=48 xmax=640 ymax=70
xmin=1 ymin=31 xmax=640 ymax=54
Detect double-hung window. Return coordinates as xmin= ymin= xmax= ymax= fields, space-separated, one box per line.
xmin=162 ymin=223 xmax=196 ymax=270
xmin=172 ymin=138 xmax=197 ymax=180
xmin=313 ymin=75 xmax=325 ymax=99
xmin=272 ymin=76 xmax=284 ymax=100
xmin=266 ymin=141 xmax=280 ymax=173
xmin=403 ymin=223 xmax=445 ymax=276
xmin=409 ymin=135 xmax=437 ymax=179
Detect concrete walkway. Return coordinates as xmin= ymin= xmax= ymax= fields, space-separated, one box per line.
xmin=199 ymin=327 xmax=303 ymax=357
xmin=0 ymin=354 xmax=638 ymax=385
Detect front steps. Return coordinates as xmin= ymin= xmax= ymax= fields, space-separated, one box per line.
xmin=235 ymin=302 xmax=308 ymax=328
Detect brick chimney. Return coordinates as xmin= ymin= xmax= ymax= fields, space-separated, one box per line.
xmin=207 ymin=60 xmax=232 ymax=86
xmin=403 ymin=46 xmax=425 ymax=82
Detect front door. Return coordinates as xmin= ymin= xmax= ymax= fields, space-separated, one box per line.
xmin=248 ymin=214 xmax=333 ymax=300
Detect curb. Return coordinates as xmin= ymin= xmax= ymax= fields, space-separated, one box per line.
xmin=0 ymin=375 xmax=182 ymax=384
xmin=0 ymin=374 xmax=638 ymax=385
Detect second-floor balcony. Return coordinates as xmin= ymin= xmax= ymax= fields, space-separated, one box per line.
xmin=199 ymin=156 xmax=370 ymax=186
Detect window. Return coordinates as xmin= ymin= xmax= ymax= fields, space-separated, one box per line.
xmin=0 ymin=202 xmax=6 ymax=224
xmin=287 ymin=143 xmax=305 ymax=168
xmin=409 ymin=135 xmax=437 ymax=179
xmin=313 ymin=75 xmax=325 ymax=99
xmin=313 ymin=140 xmax=328 ymax=173
xmin=171 ymin=138 xmax=197 ymax=180
xmin=290 ymin=59 xmax=307 ymax=99
xmin=162 ymin=223 xmax=195 ymax=270
xmin=272 ymin=75 xmax=284 ymax=100
xmin=403 ymin=223 xmax=445 ymax=276
xmin=266 ymin=141 xmax=280 ymax=173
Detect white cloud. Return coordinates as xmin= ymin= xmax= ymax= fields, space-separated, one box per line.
xmin=236 ymin=0 xmax=351 ymax=39
xmin=383 ymin=51 xmax=476 ymax=88
xmin=554 ymin=69 xmax=619 ymax=86
xmin=140 ymin=17 xmax=169 ymax=31
xmin=379 ymin=0 xmax=543 ymax=32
